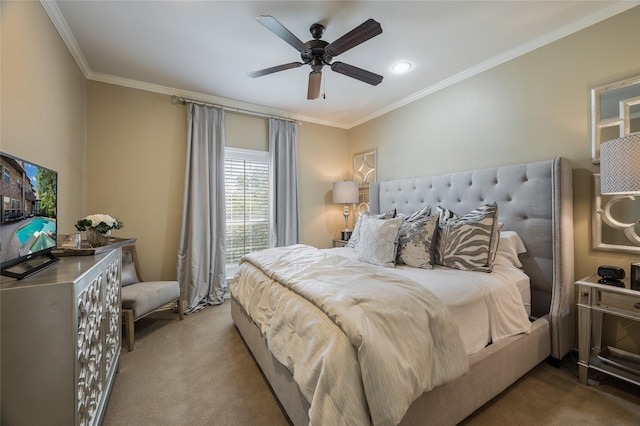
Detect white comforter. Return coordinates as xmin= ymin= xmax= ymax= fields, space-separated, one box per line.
xmin=331 ymin=247 xmax=532 ymax=355
xmin=231 ymin=244 xmax=469 ymax=426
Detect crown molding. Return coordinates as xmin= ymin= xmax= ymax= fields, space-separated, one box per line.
xmin=88 ymin=72 xmax=348 ymax=129
xmin=40 ymin=0 xmax=91 ymax=78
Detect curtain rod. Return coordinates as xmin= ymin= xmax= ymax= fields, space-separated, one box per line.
xmin=170 ymin=95 xmax=300 ymax=124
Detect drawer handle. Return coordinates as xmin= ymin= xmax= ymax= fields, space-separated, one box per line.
xmin=635 ymin=302 xmax=640 ymax=309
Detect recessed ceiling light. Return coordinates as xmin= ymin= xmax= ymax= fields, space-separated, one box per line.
xmin=392 ymin=62 xmax=412 ymax=73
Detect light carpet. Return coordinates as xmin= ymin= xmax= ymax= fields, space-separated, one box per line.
xmin=103 ymin=302 xmax=640 ymax=425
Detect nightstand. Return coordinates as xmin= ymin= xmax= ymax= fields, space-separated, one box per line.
xmin=576 ymin=274 xmax=640 ymax=387
xmin=332 ymin=239 xmax=348 ymax=248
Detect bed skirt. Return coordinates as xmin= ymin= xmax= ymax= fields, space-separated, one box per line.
xmin=231 ymin=297 xmax=551 ymax=425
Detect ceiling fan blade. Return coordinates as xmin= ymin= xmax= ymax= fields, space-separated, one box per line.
xmin=325 ymin=19 xmax=382 ymax=57
xmin=307 ymin=71 xmax=322 ymax=100
xmin=331 ymin=62 xmax=383 ymax=86
xmin=257 ymin=15 xmax=309 ymax=53
xmin=248 ymin=62 xmax=303 ymax=78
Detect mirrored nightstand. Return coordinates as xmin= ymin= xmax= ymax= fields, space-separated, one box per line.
xmin=576 ymin=274 xmax=640 ymax=387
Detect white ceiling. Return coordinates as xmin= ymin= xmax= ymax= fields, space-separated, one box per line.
xmin=45 ymin=1 xmax=638 ymax=129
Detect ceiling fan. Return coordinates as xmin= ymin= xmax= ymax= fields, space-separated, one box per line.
xmin=248 ymin=15 xmax=384 ymax=100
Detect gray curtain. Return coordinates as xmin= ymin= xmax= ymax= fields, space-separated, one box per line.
xmin=177 ymin=103 xmax=227 ymax=313
xmin=268 ymin=118 xmax=300 ymax=247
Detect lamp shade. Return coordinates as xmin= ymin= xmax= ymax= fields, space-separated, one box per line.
xmin=332 ymin=180 xmax=359 ymax=204
xmin=600 ymin=134 xmax=640 ymax=195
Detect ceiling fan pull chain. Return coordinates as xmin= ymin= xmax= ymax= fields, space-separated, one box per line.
xmin=322 ymin=73 xmax=326 ymax=99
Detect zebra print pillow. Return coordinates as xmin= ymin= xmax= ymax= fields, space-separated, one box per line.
xmin=398 ymin=205 xmax=432 ymax=222
xmin=435 ymin=202 xmax=499 ymax=272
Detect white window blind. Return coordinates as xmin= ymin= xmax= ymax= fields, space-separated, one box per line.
xmin=225 ymin=148 xmax=269 ymax=275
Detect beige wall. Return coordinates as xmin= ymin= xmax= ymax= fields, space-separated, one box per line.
xmin=350 ymin=7 xmax=640 ymax=281
xmin=87 ymin=82 xmax=186 ymax=280
xmin=298 ymin=122 xmax=350 ymax=247
xmin=1 ymin=1 xmax=87 ymax=234
xmin=226 ymin=111 xmax=268 ymax=151
xmin=87 ymin=82 xmax=348 ymax=280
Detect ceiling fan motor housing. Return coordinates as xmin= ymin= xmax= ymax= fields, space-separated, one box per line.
xmin=302 ymin=39 xmax=331 ymax=71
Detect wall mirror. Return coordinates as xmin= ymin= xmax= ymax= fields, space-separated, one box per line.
xmin=353 ymin=149 xmax=377 ymax=186
xmin=591 ymin=75 xmax=640 ymax=163
xmin=353 ymin=149 xmax=377 ymax=214
xmin=592 ymin=174 xmax=640 ymax=254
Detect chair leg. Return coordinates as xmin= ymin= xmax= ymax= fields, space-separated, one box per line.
xmin=122 ymin=309 xmax=135 ymax=351
xmin=177 ymin=296 xmax=184 ymax=320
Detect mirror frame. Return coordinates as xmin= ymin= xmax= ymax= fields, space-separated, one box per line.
xmin=591 ymin=75 xmax=640 ymax=164
xmin=352 ymin=149 xmax=376 ymax=215
xmin=352 ymin=149 xmax=377 ymax=186
xmin=592 ymin=173 xmax=640 ymax=254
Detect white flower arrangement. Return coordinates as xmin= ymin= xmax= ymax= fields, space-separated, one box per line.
xmin=75 ymin=214 xmax=124 ymax=234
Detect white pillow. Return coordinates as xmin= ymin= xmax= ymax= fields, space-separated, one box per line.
xmin=493 ymin=231 xmax=527 ymax=268
xmin=346 ymin=209 xmax=396 ymax=248
xmin=355 ymin=216 xmax=403 ymax=267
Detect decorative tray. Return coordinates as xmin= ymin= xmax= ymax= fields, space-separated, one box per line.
xmin=52 ymin=237 xmax=137 ymax=256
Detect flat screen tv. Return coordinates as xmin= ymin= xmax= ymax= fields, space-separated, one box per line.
xmin=0 ymin=152 xmax=59 ymax=279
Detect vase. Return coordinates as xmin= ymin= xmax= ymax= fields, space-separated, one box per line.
xmin=86 ymin=229 xmax=111 ymax=247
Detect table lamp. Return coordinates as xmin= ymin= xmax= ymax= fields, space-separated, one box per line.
xmin=333 ymin=180 xmax=359 ymax=240
xmin=599 ymin=133 xmax=640 ymax=244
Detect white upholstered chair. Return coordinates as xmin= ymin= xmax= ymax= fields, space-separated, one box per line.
xmin=120 ymin=244 xmax=183 ymax=351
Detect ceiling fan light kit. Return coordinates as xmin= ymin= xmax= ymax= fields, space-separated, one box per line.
xmin=248 ymin=15 xmax=384 ymax=100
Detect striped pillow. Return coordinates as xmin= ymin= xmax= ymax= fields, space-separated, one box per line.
xmin=398 ymin=205 xmax=432 ymax=222
xmin=435 ymin=203 xmax=499 ymax=272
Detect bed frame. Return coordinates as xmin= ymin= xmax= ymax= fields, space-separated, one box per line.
xmin=231 ymin=157 xmax=574 ymax=425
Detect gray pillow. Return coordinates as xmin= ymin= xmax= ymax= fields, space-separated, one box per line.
xmin=346 ymin=209 xmax=396 ymax=248
xmin=396 ymin=213 xmax=440 ymax=269
xmin=355 ymin=216 xmax=403 ymax=267
xmin=435 ymin=202 xmax=499 ymax=272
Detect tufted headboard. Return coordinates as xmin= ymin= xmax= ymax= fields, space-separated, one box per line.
xmin=369 ymin=157 xmax=575 ymax=359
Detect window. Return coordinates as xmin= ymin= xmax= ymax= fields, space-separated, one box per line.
xmin=4 ymin=167 xmax=10 ymax=184
xmin=225 ymin=148 xmax=269 ymax=277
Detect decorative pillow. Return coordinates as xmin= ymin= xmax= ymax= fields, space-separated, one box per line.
xmin=396 ymin=212 xmax=440 ymax=269
xmin=489 ymin=222 xmax=504 ymax=264
xmin=398 ymin=205 xmax=432 ymax=223
xmin=493 ymin=231 xmax=527 ymax=268
xmin=346 ymin=209 xmax=396 ymax=248
xmin=435 ymin=202 xmax=499 ymax=272
xmin=355 ymin=216 xmax=403 ymax=267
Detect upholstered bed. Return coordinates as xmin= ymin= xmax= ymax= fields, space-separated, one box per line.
xmin=230 ymin=157 xmax=575 ymax=425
